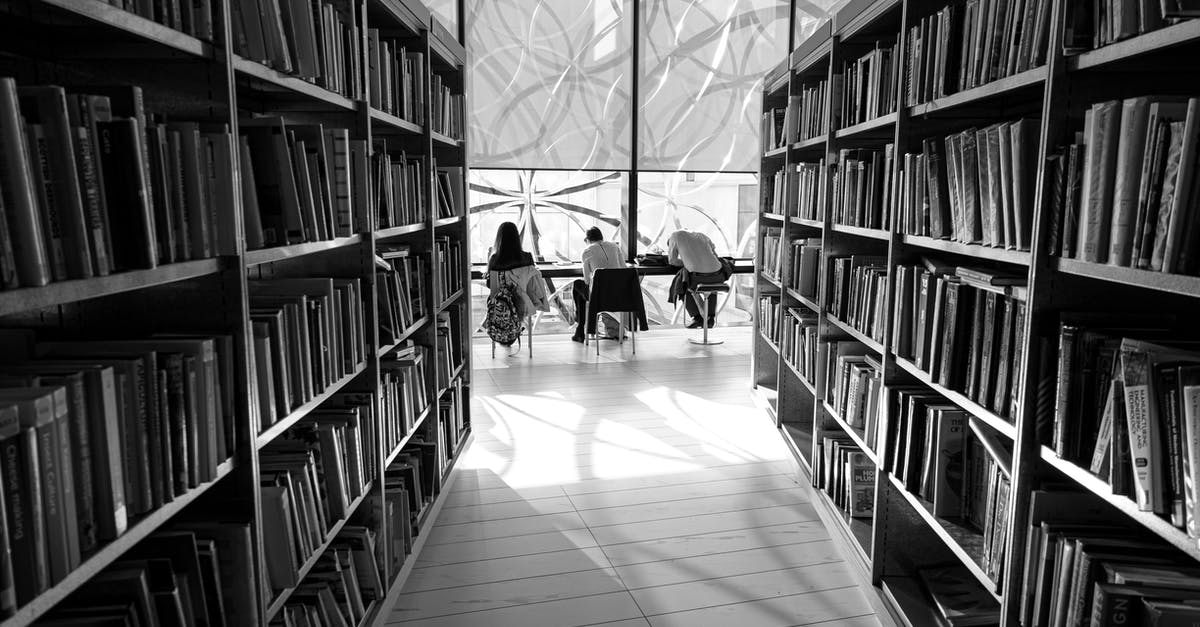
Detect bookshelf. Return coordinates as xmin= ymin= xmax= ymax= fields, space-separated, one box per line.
xmin=0 ymin=0 xmax=471 ymax=625
xmin=754 ymin=0 xmax=1200 ymax=625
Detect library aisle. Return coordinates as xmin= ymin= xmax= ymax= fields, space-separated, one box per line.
xmin=383 ymin=329 xmax=891 ymax=627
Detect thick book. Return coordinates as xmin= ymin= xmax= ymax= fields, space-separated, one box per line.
xmin=0 ymin=78 xmax=51 ymax=287
xmin=1109 ymin=97 xmax=1153 ymax=266
xmin=96 ymin=118 xmax=158 ymax=270
xmin=1078 ymin=100 xmax=1121 ymax=263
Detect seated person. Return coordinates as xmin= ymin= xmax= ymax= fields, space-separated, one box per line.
xmin=667 ymin=229 xmax=728 ymax=328
xmin=571 ymin=227 xmax=625 ymax=342
xmin=487 ymin=222 xmax=549 ymax=349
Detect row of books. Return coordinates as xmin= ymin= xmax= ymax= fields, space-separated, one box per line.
xmin=762 ymin=107 xmax=787 ymax=151
xmin=108 ymin=0 xmax=215 ymax=40
xmin=1046 ymin=327 xmax=1200 ymax=536
xmin=886 ymin=402 xmax=1013 ymax=585
xmin=903 ymin=0 xmax=1051 ymax=107
xmin=764 ymin=167 xmax=787 ymax=215
xmin=231 ymin=0 xmax=362 ymax=100
xmin=1050 ymin=97 xmax=1200 ymax=275
xmin=432 ymin=236 xmax=463 ymax=305
xmin=380 ymin=346 xmax=431 ymax=457
xmin=277 ymin=526 xmax=383 ymax=627
xmin=897 ymin=119 xmax=1038 ymax=251
xmin=787 ymin=237 xmax=821 ymax=298
xmin=430 ymin=75 xmax=464 ymax=140
xmin=781 ymin=308 xmax=819 ymax=384
xmin=816 ymin=435 xmax=875 ymax=519
xmin=826 ymin=342 xmax=883 ymax=449
xmin=758 ymin=296 xmax=781 ymax=345
xmin=35 ymin=525 xmax=255 ymax=625
xmin=439 ymin=379 xmax=466 ymax=464
xmin=831 ymin=147 xmax=891 ymax=230
xmin=761 ymin=228 xmax=783 ymax=281
xmin=828 ymin=254 xmax=887 ymax=345
xmin=243 ymin=118 xmax=360 ymax=250
xmin=377 ymin=247 xmax=427 ymax=346
xmin=368 ymin=34 xmax=424 ymax=123
xmin=1065 ymin=0 xmax=1199 ymax=52
xmin=891 ymin=261 xmax=1028 ymax=421
xmin=766 ymin=78 xmax=838 ymax=151
xmin=0 ymin=332 xmax=236 ymax=611
xmin=374 ymin=149 xmax=426 ymax=229
xmin=1017 ymin=490 xmax=1200 ymax=627
xmin=0 ymin=80 xmax=237 ymax=289
xmin=250 ymin=277 xmax=367 ymax=431
xmin=793 ymin=161 xmax=824 ymax=222
xmin=434 ymin=312 xmax=460 ymax=393
xmin=841 ymin=40 xmax=899 ymax=128
xmin=435 ymin=167 xmax=465 ymax=219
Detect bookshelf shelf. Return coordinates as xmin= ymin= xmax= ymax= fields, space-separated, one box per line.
xmin=377 ymin=223 xmax=429 ymax=239
xmin=887 ymin=475 xmax=1001 ymax=599
xmin=232 ymin=56 xmax=357 ymax=110
xmin=831 ymin=223 xmax=891 ymax=241
xmin=781 ymin=423 xmax=813 ymax=474
xmin=245 ymin=236 xmax=365 ymax=267
xmin=835 ymin=112 xmax=898 ymax=140
xmin=436 ymin=288 xmax=464 ymax=313
xmin=791 ymin=134 xmax=828 ymax=152
xmin=782 ymin=357 xmax=817 ymax=395
xmin=1071 ymin=18 xmax=1200 ymax=71
xmin=379 ymin=316 xmax=432 ymax=357
xmin=434 ymin=216 xmax=464 ymax=228
xmin=899 ymin=235 xmax=1031 ymax=266
xmin=369 ymin=108 xmax=424 ymax=135
xmin=38 ymin=0 xmax=214 ymax=57
xmin=255 ymin=362 xmax=370 ymax=450
xmin=825 ymin=314 xmax=884 ymax=355
xmin=907 ymin=67 xmax=1048 ymax=119
xmin=822 ymin=402 xmax=879 ymax=465
xmin=265 ymin=485 xmax=374 ymax=621
xmin=368 ymin=0 xmax=429 ymax=34
xmin=1052 ymin=257 xmax=1200 ymax=298
xmin=762 ymin=212 xmax=785 ymax=223
xmin=763 ymin=145 xmax=789 ymax=159
xmin=880 ymin=577 xmax=947 ymax=627
xmin=759 ymin=330 xmax=781 ymax=355
xmin=785 ymin=287 xmax=820 ymax=313
xmin=1038 ymin=447 xmax=1200 ymax=561
xmin=759 ymin=273 xmax=783 ymax=289
xmin=790 ymin=216 xmax=824 ymax=229
xmin=2 ymin=458 xmax=235 ymax=627
xmin=891 ymin=357 xmax=1017 ymax=441
xmin=384 ymin=404 xmax=436 ymax=468
xmin=812 ymin=487 xmax=873 ymax=564
xmin=430 ymin=131 xmax=461 ymax=148
xmin=0 ymin=258 xmax=223 ymax=317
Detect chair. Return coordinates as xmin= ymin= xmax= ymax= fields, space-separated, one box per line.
xmin=687 ymin=282 xmax=729 ymax=346
xmin=584 ymin=268 xmax=646 ymax=355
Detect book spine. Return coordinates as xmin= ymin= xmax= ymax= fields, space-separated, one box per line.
xmin=89 ymin=369 xmax=127 ymax=540
xmin=71 ymin=127 xmax=112 ymax=275
xmin=4 ymin=427 xmax=46 ymax=604
xmin=23 ymin=124 xmax=68 ymax=281
xmin=1183 ymin=367 xmax=1200 ymax=539
xmin=0 ymin=80 xmax=51 ymax=287
xmin=1121 ymin=346 xmax=1164 ymax=513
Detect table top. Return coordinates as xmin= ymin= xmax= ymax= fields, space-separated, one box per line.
xmin=470 ymin=259 xmax=755 ymax=279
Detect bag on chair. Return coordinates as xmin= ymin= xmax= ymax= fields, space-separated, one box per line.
xmin=485 ymin=273 xmax=523 ymax=346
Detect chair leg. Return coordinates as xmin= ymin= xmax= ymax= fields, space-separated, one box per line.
xmin=595 ymin=313 xmax=600 ymax=356
xmin=492 ymin=340 xmax=495 ymax=358
xmin=528 ymin=321 xmax=533 ymax=358
xmin=688 ymin=292 xmax=724 ymax=346
xmin=582 ymin=303 xmax=590 ymax=347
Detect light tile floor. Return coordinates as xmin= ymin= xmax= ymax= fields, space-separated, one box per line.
xmin=384 ymin=328 xmax=888 ymax=627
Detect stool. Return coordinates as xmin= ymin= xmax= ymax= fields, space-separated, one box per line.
xmin=688 ymin=283 xmax=728 ymax=345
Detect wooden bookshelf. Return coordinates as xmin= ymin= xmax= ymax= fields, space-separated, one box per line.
xmin=753 ymin=1 xmax=1200 ymax=625
xmin=823 ymin=402 xmax=879 ymax=465
xmin=0 ymin=1 xmax=473 ymax=624
xmin=763 ymin=145 xmax=788 ymax=159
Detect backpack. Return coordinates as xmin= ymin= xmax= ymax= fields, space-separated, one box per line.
xmin=485 ymin=272 xmax=523 ymax=346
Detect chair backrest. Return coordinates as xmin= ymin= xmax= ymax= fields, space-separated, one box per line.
xmin=588 ymin=268 xmax=644 ymax=313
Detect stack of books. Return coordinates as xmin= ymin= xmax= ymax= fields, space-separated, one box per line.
xmin=781 ymin=308 xmax=819 ymax=383
xmin=891 ymin=261 xmax=1028 ymax=421
xmin=904 ymin=1 xmax=1052 ymax=107
xmin=832 ymin=146 xmax=894 ymax=230
xmin=278 ymin=528 xmax=384 ymax=627
xmin=432 ymin=237 xmax=463 ymax=305
xmin=896 ymin=119 xmax=1038 ymax=251
xmin=377 ymin=247 xmax=427 ymax=346
xmin=794 ymin=78 xmax=835 ymax=141
xmin=0 ymin=79 xmax=237 ymax=288
xmin=430 ymin=75 xmax=464 ymax=140
xmin=758 ymin=296 xmax=781 ymax=344
xmin=380 ymin=345 xmax=430 ymax=453
xmin=827 ymin=348 xmax=884 ymax=445
xmin=374 ymin=149 xmax=427 ymax=229
xmin=828 ymin=255 xmax=888 ymax=344
xmin=259 ymin=448 xmax=331 ymax=592
xmin=816 ymin=435 xmax=875 ymax=518
xmin=367 ymin=33 xmax=423 ymax=122
xmin=787 ymin=237 xmax=821 ymax=298
xmin=231 ymin=0 xmax=363 ymax=99
xmin=765 ymin=167 xmax=790 ymax=216
xmin=1048 ymin=98 xmax=1200 ymax=275
xmin=313 ymin=392 xmax=379 ymax=505
xmin=242 ymin=118 xmax=361 ymax=250
xmin=840 ymin=40 xmax=899 ymax=127
xmin=793 ymin=161 xmax=825 ymax=221
xmin=249 ymin=278 xmax=366 ymax=430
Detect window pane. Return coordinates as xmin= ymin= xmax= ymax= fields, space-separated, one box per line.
xmin=429 ymin=0 xmax=459 ymax=38
xmin=636 ymin=171 xmax=759 ymax=326
xmin=464 ymin=0 xmax=633 ymax=170
xmin=638 ymin=0 xmax=789 ymax=172
xmin=469 ymin=169 xmax=628 ymax=264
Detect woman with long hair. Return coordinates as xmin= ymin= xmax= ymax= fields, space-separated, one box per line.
xmin=486 ymin=222 xmax=548 ymax=354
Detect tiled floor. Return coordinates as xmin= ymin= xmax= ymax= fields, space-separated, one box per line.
xmin=384 ymin=328 xmax=888 ymax=627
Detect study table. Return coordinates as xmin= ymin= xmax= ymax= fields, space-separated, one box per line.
xmin=469 ymin=258 xmax=755 ymax=280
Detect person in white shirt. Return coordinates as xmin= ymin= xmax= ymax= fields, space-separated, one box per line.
xmin=667 ymin=229 xmax=728 ymax=328
xmin=571 ymin=227 xmax=625 ymax=342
